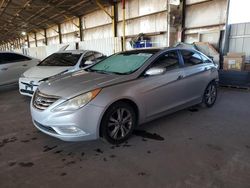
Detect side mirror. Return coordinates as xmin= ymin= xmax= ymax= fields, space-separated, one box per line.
xmin=85 ymin=60 xmax=94 ymax=65
xmin=145 ymin=67 xmax=166 ymax=76
xmin=208 ymin=55 xmax=214 ymax=60
xmin=204 ymin=60 xmax=212 ymax=64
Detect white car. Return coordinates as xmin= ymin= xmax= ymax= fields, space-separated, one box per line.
xmin=0 ymin=52 xmax=39 ymax=86
xmin=19 ymin=50 xmax=105 ymax=97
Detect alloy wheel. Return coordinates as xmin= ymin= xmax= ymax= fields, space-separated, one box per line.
xmin=107 ymin=108 xmax=133 ymax=140
xmin=205 ymin=83 xmax=217 ymax=106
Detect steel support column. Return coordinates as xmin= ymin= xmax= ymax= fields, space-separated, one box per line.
xmin=122 ymin=0 xmax=126 ymax=51
xmin=58 ymin=24 xmax=62 ymax=44
xmin=181 ymin=0 xmax=186 ymax=42
xmin=79 ymin=17 xmax=83 ymax=41
xmin=112 ymin=3 xmax=118 ymax=37
xmin=34 ymin=32 xmax=37 ymax=47
xmin=27 ymin=35 xmax=30 ymax=48
xmin=44 ymin=29 xmax=48 ymax=45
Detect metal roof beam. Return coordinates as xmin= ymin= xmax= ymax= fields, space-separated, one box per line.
xmin=6 ymin=0 xmax=33 ymax=24
xmin=40 ymin=0 xmax=77 ymax=17
xmin=23 ymin=0 xmax=69 ymax=23
xmin=0 ymin=0 xmax=12 ymax=17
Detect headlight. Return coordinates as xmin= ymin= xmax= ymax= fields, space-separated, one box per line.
xmin=52 ymin=88 xmax=101 ymax=112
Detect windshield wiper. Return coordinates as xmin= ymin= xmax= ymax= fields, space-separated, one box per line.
xmin=85 ymin=68 xmax=94 ymax=72
xmin=86 ymin=69 xmax=129 ymax=75
xmin=86 ymin=69 xmax=112 ymax=75
xmin=112 ymin=70 xmax=135 ymax=75
xmin=110 ymin=72 xmax=127 ymax=75
xmin=94 ymin=70 xmax=114 ymax=75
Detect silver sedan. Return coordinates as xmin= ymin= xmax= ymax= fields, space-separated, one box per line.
xmin=30 ymin=47 xmax=218 ymax=144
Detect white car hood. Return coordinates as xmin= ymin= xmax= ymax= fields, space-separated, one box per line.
xmin=23 ymin=66 xmax=73 ymax=79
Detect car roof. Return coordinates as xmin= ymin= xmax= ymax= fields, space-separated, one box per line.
xmin=0 ymin=51 xmax=23 ymax=54
xmin=119 ymin=46 xmax=201 ymax=55
xmin=0 ymin=51 xmax=35 ymax=59
xmin=56 ymin=50 xmax=96 ymax=54
xmin=120 ymin=48 xmax=164 ymax=54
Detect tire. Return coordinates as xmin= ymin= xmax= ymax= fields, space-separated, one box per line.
xmin=203 ymin=81 xmax=217 ymax=108
xmin=101 ymin=102 xmax=137 ymax=144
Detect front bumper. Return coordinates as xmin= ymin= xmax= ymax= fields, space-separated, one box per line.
xmin=30 ymin=101 xmax=105 ymax=142
xmin=19 ymin=77 xmax=41 ymax=97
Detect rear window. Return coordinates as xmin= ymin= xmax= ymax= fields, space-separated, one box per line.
xmin=38 ymin=53 xmax=82 ymax=66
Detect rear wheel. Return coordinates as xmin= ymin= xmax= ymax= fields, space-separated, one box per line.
xmin=203 ymin=81 xmax=217 ymax=108
xmin=101 ymin=102 xmax=136 ymax=144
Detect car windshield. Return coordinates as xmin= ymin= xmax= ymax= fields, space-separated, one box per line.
xmin=38 ymin=53 xmax=82 ymax=66
xmin=88 ymin=52 xmax=153 ymax=75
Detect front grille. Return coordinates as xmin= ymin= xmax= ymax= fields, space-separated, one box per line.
xmin=34 ymin=120 xmax=57 ymax=134
xmin=20 ymin=89 xmax=34 ymax=95
xmin=21 ymin=81 xmax=38 ymax=87
xmin=33 ymin=89 xmax=60 ymax=110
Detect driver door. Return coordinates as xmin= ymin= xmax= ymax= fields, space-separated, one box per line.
xmin=141 ymin=50 xmax=188 ymax=120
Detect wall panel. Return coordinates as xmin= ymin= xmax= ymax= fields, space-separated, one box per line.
xmin=185 ymin=0 xmax=227 ymax=29
xmin=229 ymin=23 xmax=250 ymax=59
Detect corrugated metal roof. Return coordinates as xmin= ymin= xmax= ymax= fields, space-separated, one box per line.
xmin=0 ymin=0 xmax=113 ymax=43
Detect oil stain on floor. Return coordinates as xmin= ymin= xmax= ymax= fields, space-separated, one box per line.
xmin=133 ymin=130 xmax=164 ymax=141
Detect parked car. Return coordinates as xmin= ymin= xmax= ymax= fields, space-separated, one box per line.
xmin=0 ymin=52 xmax=39 ymax=86
xmin=19 ymin=50 xmax=105 ymax=97
xmin=30 ymin=47 xmax=218 ymax=144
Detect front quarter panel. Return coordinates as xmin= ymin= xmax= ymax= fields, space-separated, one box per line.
xmin=91 ymin=77 xmax=151 ymax=125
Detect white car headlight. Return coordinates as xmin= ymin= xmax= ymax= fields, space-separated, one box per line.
xmin=52 ymin=88 xmax=101 ymax=112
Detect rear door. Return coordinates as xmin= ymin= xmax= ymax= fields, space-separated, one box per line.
xmin=0 ymin=53 xmax=18 ymax=85
xmin=179 ymin=49 xmax=211 ymax=103
xmin=14 ymin=53 xmax=34 ymax=73
xmin=0 ymin=53 xmax=32 ymax=85
xmin=140 ymin=50 xmax=188 ymax=119
xmin=0 ymin=53 xmax=9 ymax=85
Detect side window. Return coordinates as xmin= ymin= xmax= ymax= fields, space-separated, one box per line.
xmin=94 ymin=52 xmax=103 ymax=59
xmin=80 ymin=52 xmax=95 ymax=67
xmin=13 ymin=54 xmax=31 ymax=61
xmin=94 ymin=52 xmax=106 ymax=62
xmin=180 ymin=50 xmax=203 ymax=66
xmin=1 ymin=53 xmax=16 ymax=64
xmin=200 ymin=54 xmax=212 ymax=64
xmin=151 ymin=51 xmax=180 ymax=71
xmin=1 ymin=53 xmax=31 ymax=64
xmin=0 ymin=54 xmax=3 ymax=64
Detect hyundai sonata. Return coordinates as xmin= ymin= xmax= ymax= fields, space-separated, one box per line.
xmin=31 ymin=47 xmax=218 ymax=144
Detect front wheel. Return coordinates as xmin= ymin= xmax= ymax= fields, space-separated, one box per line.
xmin=203 ymin=81 xmax=217 ymax=108
xmin=101 ymin=102 xmax=136 ymax=144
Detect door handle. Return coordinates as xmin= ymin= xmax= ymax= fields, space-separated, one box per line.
xmin=22 ymin=64 xmax=28 ymax=67
xmin=177 ymin=75 xmax=184 ymax=80
xmin=1 ymin=68 xmax=8 ymax=71
xmin=204 ymin=67 xmax=208 ymax=71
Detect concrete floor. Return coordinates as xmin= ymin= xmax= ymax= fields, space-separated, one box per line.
xmin=0 ymin=85 xmax=250 ymax=188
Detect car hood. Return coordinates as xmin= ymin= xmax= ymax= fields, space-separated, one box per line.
xmin=23 ymin=66 xmax=73 ymax=79
xmin=38 ymin=70 xmax=131 ymax=99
